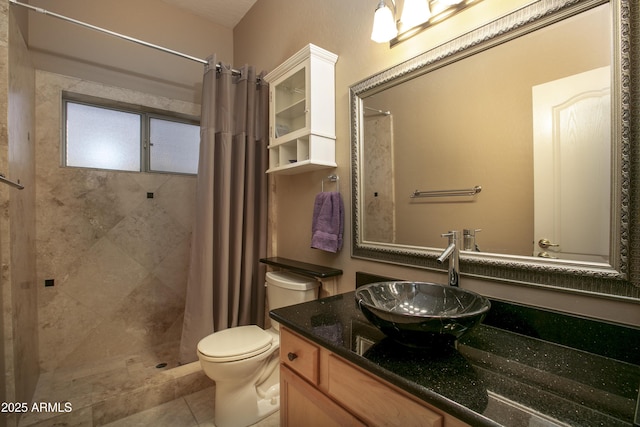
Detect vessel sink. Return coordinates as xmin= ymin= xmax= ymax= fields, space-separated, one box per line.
xmin=355 ymin=281 xmax=491 ymax=347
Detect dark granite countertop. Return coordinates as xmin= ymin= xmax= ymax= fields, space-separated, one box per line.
xmin=270 ymin=291 xmax=640 ymax=427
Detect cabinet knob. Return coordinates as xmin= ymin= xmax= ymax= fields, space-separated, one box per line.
xmin=287 ymin=352 xmax=298 ymax=361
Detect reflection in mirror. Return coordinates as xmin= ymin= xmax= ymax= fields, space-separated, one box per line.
xmin=351 ymin=0 xmax=639 ymax=297
xmin=362 ymin=4 xmax=611 ymax=262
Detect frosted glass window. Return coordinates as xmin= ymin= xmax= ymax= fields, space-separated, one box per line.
xmin=149 ymin=118 xmax=200 ymax=174
xmin=63 ymin=95 xmax=200 ymax=175
xmin=66 ymin=102 xmax=141 ymax=171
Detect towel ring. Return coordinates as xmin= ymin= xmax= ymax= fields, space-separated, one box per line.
xmin=322 ymin=174 xmax=339 ymax=192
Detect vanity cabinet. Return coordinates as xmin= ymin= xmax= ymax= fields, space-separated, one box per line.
xmin=281 ymin=367 xmax=366 ymax=427
xmin=279 ymin=327 xmax=471 ymax=427
xmin=264 ymin=44 xmax=338 ymax=175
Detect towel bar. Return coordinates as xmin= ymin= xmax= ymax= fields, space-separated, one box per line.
xmin=410 ymin=185 xmax=481 ymax=198
xmin=0 ymin=174 xmax=24 ymax=190
xmin=322 ymin=174 xmax=339 ymax=192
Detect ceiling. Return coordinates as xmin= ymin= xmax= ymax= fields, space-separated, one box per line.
xmin=160 ymin=0 xmax=258 ymax=28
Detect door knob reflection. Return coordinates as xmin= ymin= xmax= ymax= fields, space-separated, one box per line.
xmin=538 ymin=238 xmax=559 ymax=249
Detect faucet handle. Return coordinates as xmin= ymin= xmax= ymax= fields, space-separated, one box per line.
xmin=463 ymin=229 xmax=482 ymax=251
xmin=463 ymin=228 xmax=482 ymax=236
xmin=441 ymin=230 xmax=460 ymax=241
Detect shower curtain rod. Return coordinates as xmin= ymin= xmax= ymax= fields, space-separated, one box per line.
xmin=9 ymin=0 xmax=246 ymax=76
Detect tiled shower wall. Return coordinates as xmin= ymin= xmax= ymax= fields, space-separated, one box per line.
xmin=35 ymin=71 xmax=199 ymax=373
xmin=363 ymin=115 xmax=395 ymax=243
xmin=3 ymin=5 xmax=38 ymax=416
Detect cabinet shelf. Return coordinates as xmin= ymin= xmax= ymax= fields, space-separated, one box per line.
xmin=266 ymin=134 xmax=337 ymax=174
xmin=276 ymin=98 xmax=305 ymax=119
xmin=264 ymin=44 xmax=338 ymax=175
xmin=266 ymin=159 xmax=338 ymax=175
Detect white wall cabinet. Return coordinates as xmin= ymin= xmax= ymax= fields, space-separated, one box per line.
xmin=264 ymin=44 xmax=338 ymax=174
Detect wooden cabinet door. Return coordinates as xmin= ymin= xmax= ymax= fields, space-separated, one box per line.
xmin=281 ymin=365 xmax=366 ymax=427
xmin=327 ymin=354 xmax=444 ymax=427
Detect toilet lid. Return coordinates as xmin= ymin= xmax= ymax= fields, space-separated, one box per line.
xmin=197 ymin=325 xmax=273 ymax=362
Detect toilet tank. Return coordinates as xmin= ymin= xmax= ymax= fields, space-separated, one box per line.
xmin=266 ymin=271 xmax=320 ymax=312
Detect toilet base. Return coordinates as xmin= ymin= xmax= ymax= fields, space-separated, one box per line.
xmin=257 ymin=384 xmax=280 ymax=419
xmin=214 ymin=382 xmax=280 ymax=427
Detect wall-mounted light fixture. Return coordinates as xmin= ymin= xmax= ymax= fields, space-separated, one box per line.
xmin=371 ymin=0 xmax=482 ymax=46
xmin=371 ymin=0 xmax=399 ymax=43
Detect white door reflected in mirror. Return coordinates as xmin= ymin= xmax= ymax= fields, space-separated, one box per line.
xmin=532 ymin=66 xmax=611 ymax=263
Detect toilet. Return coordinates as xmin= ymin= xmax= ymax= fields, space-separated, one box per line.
xmin=197 ymin=271 xmax=320 ymax=427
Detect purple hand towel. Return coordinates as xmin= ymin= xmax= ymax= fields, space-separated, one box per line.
xmin=311 ymin=192 xmax=344 ymax=253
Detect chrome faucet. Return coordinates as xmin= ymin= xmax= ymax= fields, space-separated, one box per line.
xmin=437 ymin=230 xmax=461 ymax=287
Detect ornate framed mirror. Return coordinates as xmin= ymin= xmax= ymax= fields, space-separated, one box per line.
xmin=350 ymin=0 xmax=639 ymax=298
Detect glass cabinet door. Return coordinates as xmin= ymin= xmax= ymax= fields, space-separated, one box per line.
xmin=273 ymin=63 xmax=307 ymax=141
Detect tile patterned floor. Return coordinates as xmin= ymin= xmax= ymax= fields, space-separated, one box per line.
xmin=18 ymin=385 xmax=279 ymax=427
xmin=102 ymin=388 xmax=280 ymax=427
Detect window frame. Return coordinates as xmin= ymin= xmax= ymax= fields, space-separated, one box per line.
xmin=62 ymin=92 xmax=200 ymax=175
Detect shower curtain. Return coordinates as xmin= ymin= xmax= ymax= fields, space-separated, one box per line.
xmin=179 ymin=56 xmax=269 ymax=364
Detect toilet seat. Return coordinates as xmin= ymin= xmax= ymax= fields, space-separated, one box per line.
xmin=197 ymin=325 xmax=273 ymax=362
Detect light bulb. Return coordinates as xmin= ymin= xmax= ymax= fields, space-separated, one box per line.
xmin=371 ymin=1 xmax=398 ymax=43
xmin=400 ymin=0 xmax=431 ymax=30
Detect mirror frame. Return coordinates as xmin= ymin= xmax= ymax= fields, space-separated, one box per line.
xmin=350 ymin=0 xmax=640 ymax=298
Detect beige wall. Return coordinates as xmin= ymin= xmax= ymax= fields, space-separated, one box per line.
xmin=234 ymin=0 xmax=640 ymax=326
xmin=27 ymin=0 xmax=234 ymax=103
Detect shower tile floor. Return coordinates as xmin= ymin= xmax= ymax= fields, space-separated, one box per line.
xmin=16 ymin=342 xmax=279 ymax=426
